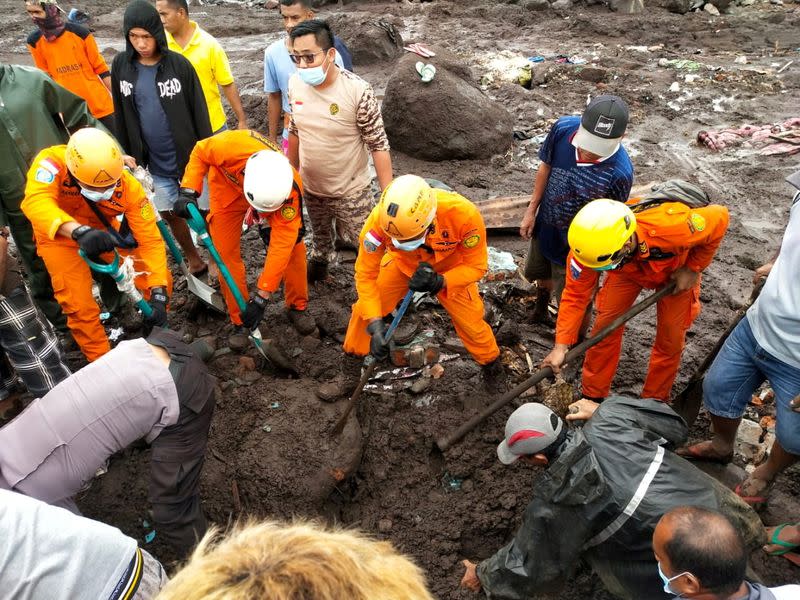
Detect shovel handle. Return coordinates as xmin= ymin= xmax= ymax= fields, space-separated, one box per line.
xmin=79 ymin=249 xmax=154 ymax=317
xmin=435 ymin=282 xmax=677 ymax=451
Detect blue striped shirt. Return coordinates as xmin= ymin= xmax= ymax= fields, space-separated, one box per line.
xmin=534 ymin=115 xmax=634 ymax=265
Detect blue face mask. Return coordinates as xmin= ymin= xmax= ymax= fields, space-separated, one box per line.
xmin=80 ymin=185 xmax=115 ymax=203
xmin=392 ymin=235 xmax=426 ymax=252
xmin=298 ymin=56 xmax=330 ymax=87
xmin=658 ymin=562 xmax=689 ymax=596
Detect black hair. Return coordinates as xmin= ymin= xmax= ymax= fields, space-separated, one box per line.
xmin=280 ymin=0 xmax=313 ymax=8
xmin=159 ymin=0 xmax=189 ymax=14
xmin=288 ymin=18 xmax=333 ymax=51
xmin=537 ymin=417 xmax=568 ymax=463
xmin=663 ymin=507 xmax=747 ymax=596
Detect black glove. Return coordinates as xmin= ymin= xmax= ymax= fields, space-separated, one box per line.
xmin=173 ymin=188 xmax=199 ymax=219
xmin=144 ymin=286 xmax=169 ymax=329
xmin=408 ymin=262 xmax=445 ymax=295
xmin=241 ymin=293 xmax=268 ymax=330
xmin=72 ymin=225 xmax=116 ymax=257
xmin=366 ymin=320 xmax=390 ymax=360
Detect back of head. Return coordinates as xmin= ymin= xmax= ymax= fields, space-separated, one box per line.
xmin=662 ymin=506 xmax=747 ymax=597
xmin=123 ymin=0 xmax=168 ymax=53
xmin=157 ymin=520 xmax=436 ymax=600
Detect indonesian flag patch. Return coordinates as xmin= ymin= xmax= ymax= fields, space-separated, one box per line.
xmin=569 ymin=257 xmax=583 ymax=280
xmin=34 ymin=157 xmax=60 ymax=184
xmin=363 ymin=229 xmax=384 ymax=253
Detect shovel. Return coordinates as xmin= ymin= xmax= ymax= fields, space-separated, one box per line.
xmin=184 ymin=203 xmax=298 ymax=376
xmin=436 ymin=282 xmax=677 ymax=452
xmin=672 ymin=281 xmax=764 ymax=426
xmin=80 ymin=249 xmax=154 ymax=318
xmin=332 ymin=289 xmax=414 ymax=436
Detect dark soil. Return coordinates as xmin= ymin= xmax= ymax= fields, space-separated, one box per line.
xmin=2 ymin=0 xmax=799 ymax=598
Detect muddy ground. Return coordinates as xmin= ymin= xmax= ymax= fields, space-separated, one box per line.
xmin=1 ymin=0 xmax=799 ymax=597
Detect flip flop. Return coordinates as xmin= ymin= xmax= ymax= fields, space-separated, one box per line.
xmin=675 ymin=442 xmax=733 ymax=465
xmin=735 ymin=476 xmax=774 ymax=510
xmin=415 ymin=61 xmax=436 ymax=83
xmin=764 ymin=524 xmax=800 ymax=556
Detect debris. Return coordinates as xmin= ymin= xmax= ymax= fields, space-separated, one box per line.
xmin=698 ymin=118 xmax=800 ymax=153
xmin=442 ymin=471 xmax=463 ymax=492
xmin=704 ymin=3 xmax=720 ymax=14
xmin=474 ymin=196 xmax=530 ymax=232
xmin=261 ymin=424 xmax=272 ymax=432
xmin=759 ymin=415 xmax=776 ymax=431
xmin=486 ymin=247 xmax=518 ymax=281
xmin=410 ymin=377 xmax=432 ymax=394
xmin=269 ymin=401 xmax=281 ymax=409
xmin=403 ymin=43 xmax=435 ymax=58
xmin=107 ymin=327 xmax=125 ymax=342
xmin=99 ymin=311 xmax=110 ymax=322
xmin=734 ymin=55 xmax=748 ymax=65
xmin=144 ymin=530 xmax=156 ymax=544
xmin=658 ymin=58 xmax=706 ymax=72
xmin=237 ymin=355 xmax=256 ymax=373
xmin=669 ymin=81 xmax=681 ymax=92
xmin=527 ymin=56 xmax=545 ymax=63
xmin=777 ymin=60 xmax=794 ymax=74
xmin=734 ymin=418 xmax=765 ymax=463
xmin=429 ymin=363 xmax=445 ymax=379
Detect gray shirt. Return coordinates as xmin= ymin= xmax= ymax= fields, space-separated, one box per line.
xmin=748 ymin=195 xmax=800 ymax=368
xmin=0 ymin=338 xmax=180 ymax=505
xmin=0 ymin=489 xmax=136 ymax=600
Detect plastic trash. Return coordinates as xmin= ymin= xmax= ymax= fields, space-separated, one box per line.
xmin=269 ymin=402 xmax=281 ymax=409
xmin=262 ymin=424 xmax=272 ymax=432
xmin=442 ymin=471 xmax=463 ymax=492
xmin=144 ymin=530 xmax=156 ymax=544
xmin=527 ymin=56 xmax=545 ymax=63
xmin=486 ymin=247 xmax=518 ymax=281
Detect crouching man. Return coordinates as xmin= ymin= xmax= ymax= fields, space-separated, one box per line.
xmin=0 ymin=328 xmax=216 ymax=554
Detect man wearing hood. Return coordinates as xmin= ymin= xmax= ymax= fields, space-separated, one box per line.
xmin=111 ymin=0 xmax=212 ymax=278
xmin=25 ymin=0 xmax=115 ymax=131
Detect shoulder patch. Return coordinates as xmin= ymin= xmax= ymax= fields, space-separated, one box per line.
xmin=280 ymin=205 xmax=297 ymax=221
xmin=363 ymin=229 xmax=384 ymax=253
xmin=569 ymin=257 xmax=583 ymax=280
xmin=690 ymin=213 xmax=706 ymax=232
xmin=463 ymin=234 xmax=480 ymax=249
xmin=33 ymin=157 xmax=60 ymax=184
xmin=140 ymin=202 xmax=155 ymax=221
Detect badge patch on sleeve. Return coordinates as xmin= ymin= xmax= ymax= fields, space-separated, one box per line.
xmin=363 ymin=229 xmax=383 ymax=253
xmin=281 ymin=206 xmax=297 ymax=221
xmin=463 ymin=234 xmax=480 ymax=249
xmin=569 ymin=257 xmax=583 ymax=279
xmin=34 ymin=158 xmax=60 ymax=184
xmin=140 ymin=202 xmax=154 ymax=220
xmin=690 ymin=213 xmax=706 ymax=232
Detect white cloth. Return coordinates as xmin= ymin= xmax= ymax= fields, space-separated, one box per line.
xmin=748 ymin=196 xmax=800 ymax=368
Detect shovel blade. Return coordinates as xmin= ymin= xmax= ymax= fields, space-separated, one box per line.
xmin=250 ymin=333 xmax=299 ymax=376
xmin=184 ymin=270 xmax=227 ymax=313
xmin=672 ymin=378 xmax=704 ymax=426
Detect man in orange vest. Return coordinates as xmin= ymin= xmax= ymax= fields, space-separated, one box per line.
xmin=542 ymin=197 xmax=729 ymax=401
xmin=174 ymin=129 xmax=314 ymax=335
xmin=21 ymin=128 xmax=170 ymax=361
xmin=332 ymin=175 xmax=503 ymax=397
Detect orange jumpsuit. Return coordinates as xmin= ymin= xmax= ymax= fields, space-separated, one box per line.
xmin=181 ymin=129 xmax=307 ymax=325
xmin=556 ymin=201 xmax=730 ymax=401
xmin=21 ymin=146 xmax=169 ymax=361
xmin=343 ymin=189 xmax=499 ymax=365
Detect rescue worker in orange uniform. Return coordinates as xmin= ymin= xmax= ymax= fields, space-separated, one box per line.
xmin=342 ymin=175 xmax=504 ymax=390
xmin=173 ymin=129 xmax=314 ymax=335
xmin=21 ymin=128 xmax=170 ymax=361
xmin=542 ymin=197 xmax=729 ymax=401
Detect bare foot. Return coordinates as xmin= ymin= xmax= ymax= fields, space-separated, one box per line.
xmin=764 ymin=524 xmax=800 ymax=555
xmin=676 ymin=440 xmax=733 ymax=464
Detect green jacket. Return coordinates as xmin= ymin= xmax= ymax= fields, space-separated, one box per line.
xmin=0 ymin=64 xmax=103 ymax=217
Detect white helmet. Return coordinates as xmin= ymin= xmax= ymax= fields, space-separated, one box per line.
xmin=243 ymin=150 xmax=295 ymax=212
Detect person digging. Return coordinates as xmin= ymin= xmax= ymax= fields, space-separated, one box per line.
xmin=676 ymin=173 xmax=800 ymax=510
xmin=318 ymin=175 xmax=505 ymax=401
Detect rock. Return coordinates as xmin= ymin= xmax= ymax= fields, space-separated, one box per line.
xmin=550 ymin=0 xmax=572 ymax=8
xmin=664 ymin=0 xmax=693 ymax=12
xmin=241 ymin=371 xmax=262 ymax=384
xmin=378 ymin=518 xmax=393 ymax=532
xmin=382 ymin=53 xmax=514 ymax=161
xmin=734 ymin=418 xmax=765 ymax=463
xmin=609 ymin=0 xmax=644 ymax=10
xmin=410 ymin=377 xmax=432 ymax=394
xmin=299 ymin=335 xmax=322 ymax=353
xmin=228 ymin=333 xmax=249 ymax=352
xmin=429 ymin=363 xmax=445 ymax=379
xmin=737 ymin=419 xmax=762 ymax=445
xmin=574 ymin=66 xmax=608 ymax=83
xmin=237 ymin=356 xmax=256 ymax=372
xmin=524 ymin=0 xmax=550 ymax=9
xmin=326 ymin=14 xmax=403 ymax=67
xmin=704 ymin=2 xmax=721 ymax=14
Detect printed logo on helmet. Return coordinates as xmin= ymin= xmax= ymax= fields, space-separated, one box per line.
xmin=593 ymin=116 xmax=616 ymax=137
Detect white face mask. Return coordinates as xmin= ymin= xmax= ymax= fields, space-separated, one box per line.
xmin=392 ymin=235 xmax=426 ymax=252
xmin=657 ymin=562 xmax=690 ymax=597
xmin=80 ymin=185 xmax=115 ymax=202
xmin=298 ymin=55 xmax=330 ymax=87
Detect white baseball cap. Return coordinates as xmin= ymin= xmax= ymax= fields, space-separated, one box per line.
xmin=496 ymin=403 xmax=563 ymax=465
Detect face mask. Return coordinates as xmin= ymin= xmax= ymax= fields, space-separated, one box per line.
xmin=80 ymin=185 xmax=115 ymax=202
xmin=657 ymin=562 xmax=689 ymax=596
xmin=392 ymin=235 xmax=426 ymax=252
xmin=298 ymin=55 xmax=330 ymax=87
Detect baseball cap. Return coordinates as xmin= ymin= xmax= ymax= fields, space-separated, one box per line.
xmin=571 ymin=95 xmax=629 ymax=159
xmin=496 ymin=403 xmax=563 ymax=465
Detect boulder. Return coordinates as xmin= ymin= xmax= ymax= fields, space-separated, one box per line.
xmin=326 ymin=14 xmax=403 ymax=67
xmin=382 ymin=52 xmax=514 ymax=161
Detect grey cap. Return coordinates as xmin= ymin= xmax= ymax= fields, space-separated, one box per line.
xmin=572 ymin=95 xmax=629 ymax=159
xmin=497 ymin=403 xmax=563 ymax=465
xmin=787 ymin=170 xmax=800 ymax=191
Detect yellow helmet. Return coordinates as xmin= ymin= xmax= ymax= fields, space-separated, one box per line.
xmin=377 ymin=175 xmax=437 ymax=240
xmin=65 ymin=128 xmax=124 ymax=187
xmin=568 ymin=199 xmax=636 ymax=270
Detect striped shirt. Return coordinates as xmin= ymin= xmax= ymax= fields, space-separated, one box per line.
xmin=534 ymin=115 xmax=634 ymax=265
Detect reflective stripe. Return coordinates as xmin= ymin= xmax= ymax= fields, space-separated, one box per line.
xmin=584 ymin=445 xmax=665 ymax=549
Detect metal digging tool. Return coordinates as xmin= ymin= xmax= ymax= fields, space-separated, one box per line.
xmin=672 ymin=281 xmax=764 ymax=426
xmin=131 ymin=166 xmax=225 ymax=313
xmin=185 ymin=203 xmax=298 ymax=376
xmin=436 ymin=282 xmax=677 ymax=452
xmin=80 ymin=249 xmax=154 ymax=318
xmin=332 ymin=289 xmax=415 ymax=436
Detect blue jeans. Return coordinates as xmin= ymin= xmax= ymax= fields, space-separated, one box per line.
xmin=703 ymin=316 xmax=800 ymax=455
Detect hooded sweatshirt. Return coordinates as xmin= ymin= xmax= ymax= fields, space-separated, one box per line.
xmin=110 ymin=0 xmax=211 ymax=178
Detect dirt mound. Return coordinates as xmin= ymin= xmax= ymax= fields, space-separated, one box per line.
xmin=327 ymin=13 xmax=404 ymax=66
xmin=383 ymin=52 xmax=514 ymax=161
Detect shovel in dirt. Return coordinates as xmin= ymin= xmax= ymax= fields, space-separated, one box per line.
xmin=672 ymin=280 xmax=764 ymax=426
xmin=332 ymin=289 xmax=415 ymax=436
xmin=436 ymin=282 xmax=677 ymax=452
xmin=184 ymin=203 xmax=299 ymax=376
xmin=80 ymin=249 xmax=154 ymax=318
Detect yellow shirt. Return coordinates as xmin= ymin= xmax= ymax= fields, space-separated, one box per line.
xmin=166 ymin=22 xmax=234 ymax=132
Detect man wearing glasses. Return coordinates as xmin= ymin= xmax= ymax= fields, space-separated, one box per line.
xmin=287 ymin=19 xmax=392 ymax=283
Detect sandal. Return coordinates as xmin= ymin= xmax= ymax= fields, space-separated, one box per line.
xmin=735 ymin=475 xmax=774 ymax=510
xmin=764 ymin=524 xmax=800 ymax=556
xmin=676 ymin=441 xmax=733 ymax=465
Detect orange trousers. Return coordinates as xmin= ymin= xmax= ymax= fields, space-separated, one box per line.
xmin=37 ymin=242 xmax=160 ymax=362
xmin=582 ymin=274 xmax=701 ymax=401
xmin=343 ymin=259 xmax=499 ymax=365
xmin=207 ymin=201 xmax=307 ymax=325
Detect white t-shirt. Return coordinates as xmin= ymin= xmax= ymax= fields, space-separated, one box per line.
xmin=747 ymin=193 xmax=800 ymax=368
xmin=771 ymin=584 xmax=800 ymax=599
